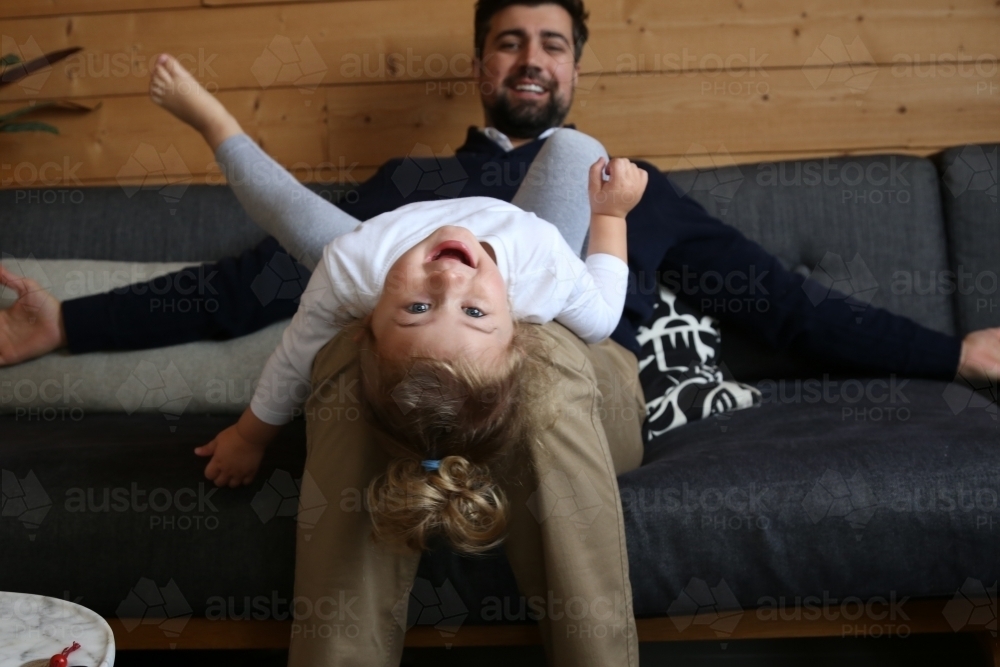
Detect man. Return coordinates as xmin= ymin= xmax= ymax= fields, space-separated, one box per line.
xmin=0 ymin=2 xmax=997 ymax=666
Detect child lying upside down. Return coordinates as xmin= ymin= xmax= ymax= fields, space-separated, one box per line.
xmin=197 ymin=157 xmax=647 ymax=553
xmin=125 ymin=48 xmax=645 ymax=555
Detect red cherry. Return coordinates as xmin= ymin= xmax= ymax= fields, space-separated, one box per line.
xmin=49 ymin=642 xmax=79 ymax=667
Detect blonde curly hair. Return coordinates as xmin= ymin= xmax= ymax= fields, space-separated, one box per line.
xmin=349 ymin=318 xmax=555 ymax=555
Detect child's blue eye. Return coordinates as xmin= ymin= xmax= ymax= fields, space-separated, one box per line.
xmin=406 ymin=303 xmax=430 ymax=314
xmin=464 ymin=307 xmax=485 ymax=318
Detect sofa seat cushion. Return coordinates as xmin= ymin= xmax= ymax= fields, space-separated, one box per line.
xmin=4 ymin=379 xmax=995 ymax=626
xmin=625 ymin=376 xmax=999 ymax=616
xmin=0 ymin=259 xmax=285 ymax=416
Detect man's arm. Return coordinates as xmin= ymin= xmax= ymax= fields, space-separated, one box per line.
xmin=622 ymin=162 xmax=970 ymax=380
xmin=22 ymin=164 xmax=404 ymax=359
xmin=61 ymin=236 xmax=303 ymax=353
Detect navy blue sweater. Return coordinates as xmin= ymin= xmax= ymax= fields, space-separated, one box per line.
xmin=63 ymin=127 xmax=961 ymax=378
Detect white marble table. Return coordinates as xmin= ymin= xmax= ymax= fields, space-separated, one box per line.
xmin=0 ymin=593 xmax=114 ymax=667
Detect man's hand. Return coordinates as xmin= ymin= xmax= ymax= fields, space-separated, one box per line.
xmin=958 ymin=327 xmax=1000 ymax=381
xmin=195 ymin=407 xmax=280 ymax=487
xmin=0 ymin=265 xmax=67 ymax=367
xmin=588 ymin=157 xmax=648 ymax=219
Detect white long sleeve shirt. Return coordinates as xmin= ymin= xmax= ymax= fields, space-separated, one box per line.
xmin=250 ymin=196 xmax=628 ymax=425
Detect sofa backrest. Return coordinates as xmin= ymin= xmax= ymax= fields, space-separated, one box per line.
xmin=3 ymin=147 xmax=996 ymax=340
xmin=671 ymin=153 xmax=956 ymax=338
xmin=935 ymin=144 xmax=1000 ymax=334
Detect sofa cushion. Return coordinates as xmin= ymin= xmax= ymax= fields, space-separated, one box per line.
xmin=0 ymin=184 xmax=351 ymax=263
xmin=673 ymin=153 xmax=955 ymax=335
xmin=4 ymin=379 xmax=995 ymax=625
xmin=935 ymin=144 xmax=1000 ymax=335
xmin=637 ymin=284 xmax=760 ymax=436
xmin=0 ymin=259 xmax=283 ymax=415
xmin=671 ymin=154 xmax=958 ymax=380
xmin=625 ymin=377 xmax=999 ymax=616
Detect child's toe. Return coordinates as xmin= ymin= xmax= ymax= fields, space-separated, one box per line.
xmin=150 ymin=70 xmax=169 ymax=89
xmin=164 ymin=55 xmax=185 ymax=76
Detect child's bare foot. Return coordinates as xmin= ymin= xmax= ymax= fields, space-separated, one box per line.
xmin=149 ymin=53 xmax=242 ymax=151
xmin=0 ymin=266 xmax=66 ymax=367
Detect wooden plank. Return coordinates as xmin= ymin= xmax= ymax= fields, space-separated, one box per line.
xmin=1 ymin=62 xmax=996 ymax=189
xmin=646 ymin=147 xmax=943 ymax=172
xmin=568 ymin=69 xmax=1000 ymax=161
xmin=0 ymin=89 xmax=328 ymax=190
xmin=0 ymin=0 xmax=196 ymax=20
xmin=107 ymin=598 xmax=990 ymax=650
xmin=0 ymin=1 xmax=474 ymax=102
xmin=201 ymin=0 xmax=371 ymax=6
xmin=1 ymin=0 xmax=997 ymax=101
xmin=324 ymin=65 xmax=1000 ymax=168
xmin=588 ymin=0 xmax=1000 ymax=96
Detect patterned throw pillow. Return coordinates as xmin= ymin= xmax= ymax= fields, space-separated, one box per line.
xmin=636 ymin=285 xmax=760 ymax=440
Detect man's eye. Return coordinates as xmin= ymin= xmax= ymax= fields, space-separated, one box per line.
xmin=406 ymin=303 xmax=430 ymax=314
xmin=464 ymin=307 xmax=485 ymax=318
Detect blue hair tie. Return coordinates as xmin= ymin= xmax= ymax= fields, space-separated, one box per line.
xmin=421 ymin=459 xmax=441 ymax=471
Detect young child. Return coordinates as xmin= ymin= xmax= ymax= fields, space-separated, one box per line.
xmin=143 ymin=53 xmax=647 ymax=554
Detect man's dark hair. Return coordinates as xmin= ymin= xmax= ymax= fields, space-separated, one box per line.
xmin=474 ymin=0 xmax=590 ymax=63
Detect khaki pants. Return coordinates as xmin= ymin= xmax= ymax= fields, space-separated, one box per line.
xmin=288 ymin=322 xmax=645 ymax=667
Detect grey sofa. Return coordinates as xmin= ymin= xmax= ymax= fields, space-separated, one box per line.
xmin=2 ymin=145 xmax=997 ymax=650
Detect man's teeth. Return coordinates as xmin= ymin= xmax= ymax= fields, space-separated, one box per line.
xmin=515 ymin=83 xmax=546 ymax=93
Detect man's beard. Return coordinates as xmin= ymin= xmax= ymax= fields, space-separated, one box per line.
xmin=485 ymin=80 xmax=572 ymax=140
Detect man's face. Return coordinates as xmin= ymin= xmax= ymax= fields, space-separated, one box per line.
xmin=475 ymin=3 xmax=579 ymax=139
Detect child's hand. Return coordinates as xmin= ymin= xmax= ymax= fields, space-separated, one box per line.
xmin=195 ymin=407 xmax=281 ymax=487
xmin=588 ymin=157 xmax=648 ymax=219
xmin=195 ymin=424 xmax=266 ymax=487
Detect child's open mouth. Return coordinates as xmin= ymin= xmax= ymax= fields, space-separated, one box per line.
xmin=428 ymin=241 xmax=476 ymax=268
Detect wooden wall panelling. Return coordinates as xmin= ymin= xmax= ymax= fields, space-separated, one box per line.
xmin=325 ymin=65 xmax=1000 ymax=168
xmin=200 ymin=0 xmax=370 ymax=6
xmin=0 ymin=0 xmax=197 ymax=20
xmin=3 ymin=61 xmax=995 ymax=189
xmin=0 ymin=89 xmax=327 ymax=190
xmin=1 ymin=0 xmax=996 ymax=101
